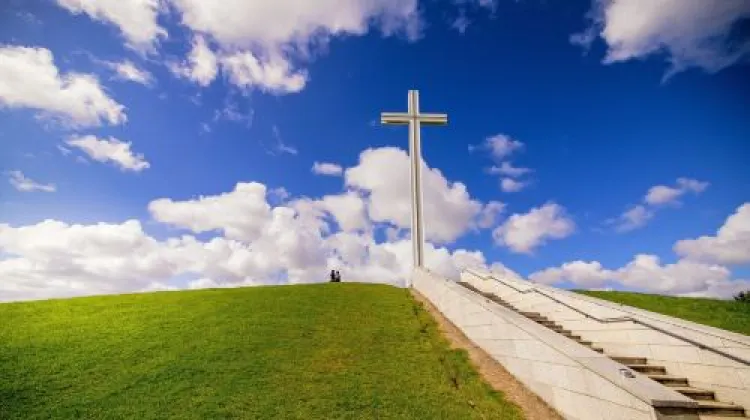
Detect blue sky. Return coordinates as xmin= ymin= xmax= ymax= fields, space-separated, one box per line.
xmin=1 ymin=0 xmax=749 ymax=302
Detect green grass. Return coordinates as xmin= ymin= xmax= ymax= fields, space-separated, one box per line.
xmin=576 ymin=290 xmax=750 ymax=336
xmin=0 ymin=283 xmax=523 ymax=419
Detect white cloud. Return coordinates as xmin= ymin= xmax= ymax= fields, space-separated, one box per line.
xmin=572 ymin=0 xmax=750 ymax=79
xmin=149 ymin=182 xmax=275 ymax=241
xmin=53 ymin=0 xmax=166 ymax=51
xmin=488 ymin=161 xmax=532 ymax=178
xmin=500 ymin=177 xmax=528 ymax=193
xmin=530 ymin=261 xmax=614 ymax=288
xmin=7 ymin=171 xmax=56 ymax=193
xmin=220 ymin=51 xmax=307 ymax=94
xmin=0 ymin=45 xmax=126 ymax=127
xmin=609 ymin=178 xmax=708 ymax=232
xmin=312 ymin=162 xmax=343 ymax=176
xmin=529 ymin=255 xmax=747 ymax=298
xmin=0 ymin=219 xmax=183 ymax=301
xmin=611 ymin=205 xmax=654 ymax=233
xmin=345 ymin=147 xmax=484 ymax=243
xmin=645 ymin=177 xmax=709 ymax=205
xmin=168 ymin=35 xmax=218 ymax=87
xmin=65 ymin=135 xmax=150 ymax=172
xmin=674 ymin=203 xmax=750 ymax=265
xmin=493 ymin=203 xmax=575 ymax=254
xmin=168 ymin=0 xmax=420 ymax=52
xmin=0 ymin=170 xmax=498 ymax=302
xmin=316 ymin=192 xmax=369 ymax=232
xmin=104 ymin=60 xmax=153 ymax=85
xmin=161 ymin=1 xmax=424 ymax=92
xmin=477 ymin=201 xmax=506 ymax=229
xmin=471 ymin=133 xmax=524 ymax=160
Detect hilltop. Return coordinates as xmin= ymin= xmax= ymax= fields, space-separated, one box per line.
xmin=1 ymin=283 xmax=523 ymax=419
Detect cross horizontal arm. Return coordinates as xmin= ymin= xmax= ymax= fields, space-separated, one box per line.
xmin=381 ymin=112 xmax=411 ymax=125
xmin=417 ymin=113 xmax=448 ymax=125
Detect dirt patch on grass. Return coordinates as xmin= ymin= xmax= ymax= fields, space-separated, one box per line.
xmin=411 ymin=289 xmax=564 ymax=420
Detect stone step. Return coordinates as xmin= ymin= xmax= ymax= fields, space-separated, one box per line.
xmin=519 ymin=311 xmax=542 ymax=317
xmin=627 ymin=364 xmax=667 ymax=375
xmin=562 ymin=333 xmax=582 ymax=340
xmin=670 ymin=387 xmax=716 ymax=401
xmin=576 ymin=339 xmax=594 ymax=346
xmin=591 ymin=347 xmax=604 ymax=353
xmin=527 ymin=316 xmax=549 ymax=322
xmin=698 ymin=416 xmax=749 ymax=420
xmin=611 ymin=356 xmax=648 ymax=365
xmin=696 ymin=401 xmax=747 ymax=417
xmin=647 ymin=374 xmax=690 ymax=387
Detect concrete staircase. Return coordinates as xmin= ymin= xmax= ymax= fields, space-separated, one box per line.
xmin=456 ymin=281 xmax=748 ymax=419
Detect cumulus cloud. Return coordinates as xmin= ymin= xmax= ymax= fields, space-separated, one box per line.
xmin=315 ymin=192 xmax=369 ymax=232
xmin=645 ymin=177 xmax=709 ymax=205
xmin=0 ymin=45 xmax=126 ymax=127
xmin=530 ymin=261 xmax=614 ymax=288
xmin=161 ymin=1 xmax=421 ymax=92
xmin=168 ymin=35 xmax=218 ymax=87
xmin=533 ymin=204 xmax=750 ymax=298
xmin=103 ymin=60 xmax=153 ymax=86
xmin=149 ymin=182 xmax=275 ymax=241
xmin=476 ymin=137 xmax=533 ymax=192
xmin=611 ymin=205 xmax=654 ymax=233
xmin=345 ymin=147 xmax=484 ymax=243
xmin=610 ymin=177 xmax=708 ymax=232
xmin=470 ymin=133 xmax=524 ymax=160
xmin=500 ymin=178 xmax=528 ymax=193
xmin=477 ymin=201 xmax=506 ymax=229
xmin=220 ymin=51 xmax=307 ymax=94
xmin=674 ymin=203 xmax=750 ymax=265
xmin=168 ymin=0 xmax=421 ymax=51
xmin=0 ymin=177 xmax=489 ymax=302
xmin=65 ymin=135 xmax=150 ymax=172
xmin=53 ymin=0 xmax=166 ymax=51
xmin=493 ymin=203 xmax=575 ymax=254
xmin=312 ymin=162 xmax=343 ymax=176
xmin=572 ymin=0 xmax=750 ymax=79
xmin=530 ymin=255 xmax=748 ymax=299
xmin=7 ymin=170 xmax=56 ymax=193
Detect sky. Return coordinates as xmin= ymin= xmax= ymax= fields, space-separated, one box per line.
xmin=1 ymin=0 xmax=749 ymax=302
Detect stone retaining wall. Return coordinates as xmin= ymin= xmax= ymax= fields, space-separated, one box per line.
xmin=413 ymin=268 xmax=697 ymax=420
xmin=461 ymin=268 xmax=750 ymax=411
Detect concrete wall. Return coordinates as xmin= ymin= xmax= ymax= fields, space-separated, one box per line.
xmin=412 ymin=268 xmax=697 ymax=420
xmin=462 ymin=269 xmax=750 ymax=411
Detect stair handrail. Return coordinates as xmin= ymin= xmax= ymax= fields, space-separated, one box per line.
xmin=463 ymin=268 xmax=750 ymax=367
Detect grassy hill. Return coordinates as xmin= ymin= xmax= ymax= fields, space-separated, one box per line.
xmin=576 ymin=290 xmax=750 ymax=336
xmin=0 ymin=283 xmax=523 ymax=419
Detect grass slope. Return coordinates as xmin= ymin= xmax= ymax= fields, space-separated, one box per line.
xmin=1 ymin=283 xmax=523 ymax=419
xmin=576 ymin=290 xmax=750 ymax=336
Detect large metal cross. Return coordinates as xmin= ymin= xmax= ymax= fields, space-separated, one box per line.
xmin=381 ymin=90 xmax=448 ymax=276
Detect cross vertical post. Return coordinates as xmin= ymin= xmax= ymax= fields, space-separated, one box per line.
xmin=408 ymin=90 xmax=424 ymax=270
xmin=380 ymin=90 xmax=448 ymax=285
